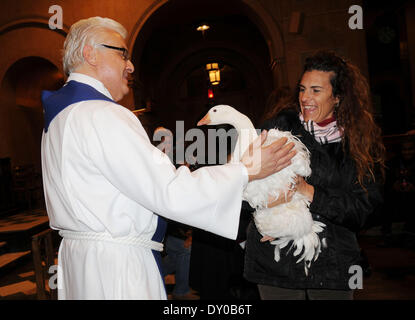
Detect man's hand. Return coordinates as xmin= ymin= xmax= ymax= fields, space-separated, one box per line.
xmin=241 ymin=130 xmax=296 ymax=182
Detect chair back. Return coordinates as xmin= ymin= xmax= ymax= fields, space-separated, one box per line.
xmin=31 ymin=229 xmax=58 ymax=300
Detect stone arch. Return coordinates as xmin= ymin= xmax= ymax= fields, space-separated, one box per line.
xmin=0 ymin=18 xmax=67 ymax=82
xmin=0 ymin=17 xmax=69 ymax=37
xmin=128 ymin=0 xmax=287 ymax=87
xmin=126 ymin=0 xmax=168 ymax=53
xmin=4 ymin=56 xmax=64 ymax=109
xmin=0 ymin=56 xmax=63 ymax=169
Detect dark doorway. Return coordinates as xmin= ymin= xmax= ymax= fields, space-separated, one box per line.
xmin=363 ymin=0 xmax=414 ymax=134
xmin=131 ymin=0 xmax=273 ymax=137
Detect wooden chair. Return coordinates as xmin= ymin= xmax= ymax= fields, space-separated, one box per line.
xmin=31 ymin=229 xmax=58 ymax=300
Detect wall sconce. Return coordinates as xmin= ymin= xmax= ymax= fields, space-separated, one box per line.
xmin=206 ymin=63 xmax=220 ymax=86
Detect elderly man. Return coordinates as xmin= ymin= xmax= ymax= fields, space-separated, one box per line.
xmin=41 ymin=17 xmax=295 ymax=300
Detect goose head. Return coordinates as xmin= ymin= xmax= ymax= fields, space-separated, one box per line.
xmin=197 ymin=105 xmax=258 ymax=162
xmin=197 ymin=105 xmax=239 ymax=127
xmin=197 ymin=105 xmax=255 ymax=132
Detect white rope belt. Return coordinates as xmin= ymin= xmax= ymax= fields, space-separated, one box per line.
xmin=59 ymin=230 xmax=164 ymax=252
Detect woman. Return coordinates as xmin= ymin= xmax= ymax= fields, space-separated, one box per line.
xmin=243 ymin=50 xmax=385 ymax=300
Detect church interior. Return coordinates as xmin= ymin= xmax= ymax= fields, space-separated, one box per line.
xmin=0 ymin=0 xmax=414 ymax=300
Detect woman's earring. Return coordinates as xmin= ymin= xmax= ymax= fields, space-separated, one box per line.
xmin=334 ymin=102 xmax=339 ymax=115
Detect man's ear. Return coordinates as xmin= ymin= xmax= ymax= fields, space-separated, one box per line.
xmin=82 ymin=44 xmax=97 ymax=66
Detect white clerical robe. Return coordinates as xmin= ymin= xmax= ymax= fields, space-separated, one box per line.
xmin=41 ymin=73 xmax=248 ymax=300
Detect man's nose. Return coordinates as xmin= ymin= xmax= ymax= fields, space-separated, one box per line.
xmin=126 ymin=59 xmax=134 ymax=73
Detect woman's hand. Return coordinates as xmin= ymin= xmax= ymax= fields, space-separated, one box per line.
xmin=296 ymin=176 xmax=314 ymax=201
xmin=267 ymin=178 xmax=297 ymax=208
xmin=262 ymin=183 xmax=296 ymax=243
xmin=260 ymin=176 xmax=314 ymax=243
xmin=183 ymin=230 xmax=192 ymax=249
xmin=267 ymin=189 xmax=296 ymax=208
xmin=260 ymin=235 xmax=276 ymax=242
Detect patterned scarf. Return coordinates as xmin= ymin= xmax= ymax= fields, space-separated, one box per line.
xmin=299 ymin=113 xmax=343 ymax=144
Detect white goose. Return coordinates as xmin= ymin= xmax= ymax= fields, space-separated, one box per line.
xmin=198 ymin=104 xmax=326 ymax=275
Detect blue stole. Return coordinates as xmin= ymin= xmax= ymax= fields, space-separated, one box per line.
xmin=152 ymin=216 xmax=168 ymax=290
xmin=41 ymin=80 xmax=167 ymax=285
xmin=42 ymin=80 xmax=114 ymax=132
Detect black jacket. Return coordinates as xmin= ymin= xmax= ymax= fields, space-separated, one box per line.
xmin=243 ymin=109 xmax=383 ymax=290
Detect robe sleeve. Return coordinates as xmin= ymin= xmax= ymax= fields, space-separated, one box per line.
xmin=74 ymin=102 xmax=248 ymax=239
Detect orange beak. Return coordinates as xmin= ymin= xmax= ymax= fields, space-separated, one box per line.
xmin=197 ymin=113 xmax=211 ymax=126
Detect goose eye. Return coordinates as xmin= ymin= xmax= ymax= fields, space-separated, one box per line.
xmin=213 ymin=109 xmax=217 ymax=112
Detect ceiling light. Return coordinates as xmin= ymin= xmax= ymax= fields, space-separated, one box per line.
xmin=197 ymin=24 xmax=210 ymax=32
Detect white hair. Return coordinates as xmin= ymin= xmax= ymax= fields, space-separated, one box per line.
xmin=63 ymin=17 xmax=127 ymax=76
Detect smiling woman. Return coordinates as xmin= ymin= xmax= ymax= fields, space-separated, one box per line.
xmin=298 ymin=70 xmax=339 ymax=124
xmin=299 ymin=51 xmax=385 ymax=186
xmin=243 ymin=50 xmax=385 ymax=300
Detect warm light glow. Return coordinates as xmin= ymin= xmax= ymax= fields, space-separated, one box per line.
xmin=206 ymin=63 xmax=220 ymax=85
xmin=197 ymin=24 xmax=210 ymax=32
xmin=209 ymin=70 xmax=220 ymax=85
xmin=206 ymin=63 xmax=218 ymax=71
xmin=208 ymin=88 xmax=214 ymax=99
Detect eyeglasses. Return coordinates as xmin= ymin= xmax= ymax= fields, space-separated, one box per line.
xmin=99 ymin=44 xmax=131 ymax=61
